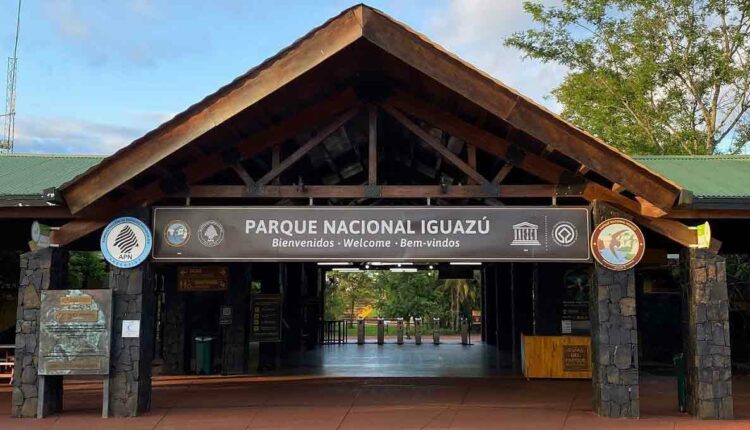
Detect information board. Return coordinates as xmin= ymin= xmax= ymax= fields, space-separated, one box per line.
xmin=250 ymin=294 xmax=282 ymax=342
xmin=177 ymin=266 xmax=228 ymax=292
xmin=153 ymin=206 xmax=591 ymax=262
xmin=39 ymin=289 xmax=112 ymax=376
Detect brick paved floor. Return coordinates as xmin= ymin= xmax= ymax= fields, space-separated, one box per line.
xmin=1 ymin=374 xmax=750 ymax=429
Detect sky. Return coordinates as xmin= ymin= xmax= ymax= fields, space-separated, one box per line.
xmin=0 ymin=0 xmax=564 ymax=155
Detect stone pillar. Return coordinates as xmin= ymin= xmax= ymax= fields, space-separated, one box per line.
xmin=681 ymin=248 xmax=733 ymax=419
xmin=221 ymin=264 xmax=250 ymax=374
xmin=590 ymin=202 xmax=639 ymax=418
xmin=12 ymin=249 xmax=67 ymax=418
xmin=108 ymin=265 xmax=155 ymax=417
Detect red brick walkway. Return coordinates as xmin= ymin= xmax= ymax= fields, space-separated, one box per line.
xmin=1 ymin=374 xmax=749 ymax=429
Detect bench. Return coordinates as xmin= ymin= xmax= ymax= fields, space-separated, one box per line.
xmin=0 ymin=345 xmax=14 ymax=384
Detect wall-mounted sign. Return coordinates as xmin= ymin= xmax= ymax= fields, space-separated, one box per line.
xmin=591 ymin=218 xmax=645 ymax=271
xmin=692 ymin=221 xmax=711 ymax=249
xmin=250 ymin=294 xmax=282 ymax=342
xmin=39 ymin=290 xmax=112 ymax=375
xmin=562 ymin=345 xmax=591 ymax=372
xmin=177 ymin=266 xmax=228 ymax=292
xmin=29 ymin=220 xmax=51 ymax=251
xmin=219 ymin=305 xmax=233 ymax=325
xmin=152 ymin=207 xmax=591 ymax=262
xmin=101 ymin=217 xmax=152 ymax=268
xmin=122 ymin=320 xmax=140 ymax=338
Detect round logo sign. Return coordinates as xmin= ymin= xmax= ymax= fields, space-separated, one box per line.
xmin=100 ymin=217 xmax=152 ymax=268
xmin=198 ymin=220 xmax=224 ymax=247
xmin=590 ymin=218 xmax=645 ymax=271
xmin=164 ymin=220 xmax=191 ymax=247
xmin=552 ymin=221 xmax=578 ymax=247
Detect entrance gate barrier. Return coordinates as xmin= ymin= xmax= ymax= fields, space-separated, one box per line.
xmin=357 ymin=318 xmax=365 ymax=345
xmin=460 ymin=317 xmax=470 ymax=345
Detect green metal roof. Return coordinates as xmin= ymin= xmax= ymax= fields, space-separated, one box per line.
xmin=634 ymin=155 xmax=750 ymax=199
xmin=0 ymin=154 xmax=104 ymax=200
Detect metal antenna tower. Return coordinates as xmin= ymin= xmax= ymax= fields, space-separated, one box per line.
xmin=1 ymin=0 xmax=22 ymax=153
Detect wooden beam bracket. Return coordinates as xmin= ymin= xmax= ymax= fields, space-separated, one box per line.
xmin=363 ymin=184 xmax=382 ymax=198
xmin=481 ymin=182 xmax=501 ymax=197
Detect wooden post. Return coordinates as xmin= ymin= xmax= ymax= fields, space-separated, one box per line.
xmin=368 ymin=105 xmax=377 ymax=185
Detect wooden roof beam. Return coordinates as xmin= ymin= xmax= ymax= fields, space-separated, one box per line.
xmin=384 ymin=92 xmax=711 ymax=250
xmin=361 ymin=6 xmax=682 ymax=209
xmin=188 ymin=184 xmax=570 ymax=199
xmin=79 ymin=88 xmax=360 ymax=221
xmin=257 ymin=107 xmax=359 ymax=186
xmin=381 ymin=103 xmax=489 ymax=185
xmin=61 ymin=7 xmax=364 ymax=214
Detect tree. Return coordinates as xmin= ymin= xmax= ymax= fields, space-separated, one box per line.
xmin=506 ymin=0 xmax=750 ymax=155
xmin=377 ymin=271 xmax=447 ymax=320
xmin=325 ymin=271 xmax=381 ymax=320
xmin=68 ymin=251 xmax=107 ymax=289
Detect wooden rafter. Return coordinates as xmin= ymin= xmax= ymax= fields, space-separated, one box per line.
xmin=493 ymin=164 xmax=513 ymax=184
xmin=231 ymin=162 xmax=256 ymax=189
xmin=51 ymin=90 xmax=360 ymax=246
xmin=49 ymin=220 xmax=107 ymax=247
xmin=256 ymin=107 xmax=359 ymax=186
xmin=381 ymin=104 xmax=489 ymax=185
xmin=189 ymin=184 xmax=573 ymax=199
xmin=368 ymin=105 xmax=377 ymax=185
xmin=60 ymin=7 xmax=364 ymax=214
xmin=360 ymin=5 xmax=682 ymax=209
xmin=385 ymin=92 xmax=713 ymax=250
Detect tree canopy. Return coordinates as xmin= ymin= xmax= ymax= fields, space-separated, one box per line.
xmin=506 ymin=0 xmax=750 ymax=155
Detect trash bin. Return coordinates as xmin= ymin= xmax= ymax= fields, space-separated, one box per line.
xmin=674 ymin=353 xmax=686 ymax=412
xmin=195 ymin=336 xmax=214 ymax=375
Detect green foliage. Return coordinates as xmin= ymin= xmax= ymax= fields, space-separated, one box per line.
xmin=68 ymin=252 xmax=107 ymax=289
xmin=324 ymin=270 xmax=480 ymax=330
xmin=506 ymin=0 xmax=750 ymax=155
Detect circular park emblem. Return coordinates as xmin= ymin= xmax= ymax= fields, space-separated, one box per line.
xmin=100 ymin=217 xmax=152 ymax=268
xmin=552 ymin=221 xmax=578 ymax=247
xmin=164 ymin=220 xmax=191 ymax=247
xmin=198 ymin=220 xmax=224 ymax=247
xmin=590 ymin=218 xmax=645 ymax=271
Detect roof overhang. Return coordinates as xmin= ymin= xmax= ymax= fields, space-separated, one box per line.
xmin=57 ymin=4 xmax=684 ymax=216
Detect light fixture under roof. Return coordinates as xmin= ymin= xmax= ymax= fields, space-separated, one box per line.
xmin=449 ymin=262 xmax=482 ymax=266
xmin=332 ymin=267 xmax=361 ymax=272
xmin=390 ymin=267 xmax=417 ymax=272
xmin=317 ymin=262 xmax=352 ymax=266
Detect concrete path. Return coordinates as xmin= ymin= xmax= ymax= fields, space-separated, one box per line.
xmin=1 ymin=374 xmax=750 ymax=429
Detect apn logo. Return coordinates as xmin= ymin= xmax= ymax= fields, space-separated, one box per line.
xmin=113 ymin=225 xmax=139 ymax=258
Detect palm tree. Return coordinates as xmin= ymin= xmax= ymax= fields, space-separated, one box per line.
xmin=442 ymin=278 xmax=477 ymax=331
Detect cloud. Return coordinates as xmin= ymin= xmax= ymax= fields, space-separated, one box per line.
xmin=43 ymin=0 xmax=91 ymax=41
xmin=14 ymin=116 xmax=143 ymax=155
xmin=425 ymin=0 xmax=566 ymax=112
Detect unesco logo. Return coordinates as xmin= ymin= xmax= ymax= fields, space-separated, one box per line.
xmin=552 ymin=221 xmax=578 ymax=247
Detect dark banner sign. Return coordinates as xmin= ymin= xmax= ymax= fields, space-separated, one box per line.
xmin=152 ymin=206 xmax=591 ymax=262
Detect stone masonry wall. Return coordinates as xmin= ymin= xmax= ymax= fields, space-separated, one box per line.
xmin=11 ymin=249 xmax=67 ymax=418
xmin=162 ymin=268 xmax=186 ymax=375
xmin=682 ymin=248 xmax=733 ymax=419
xmin=590 ymin=202 xmax=639 ymax=418
xmin=108 ymin=265 xmax=155 ymax=417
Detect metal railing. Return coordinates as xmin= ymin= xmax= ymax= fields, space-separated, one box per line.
xmin=319 ymin=320 xmax=347 ymax=344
